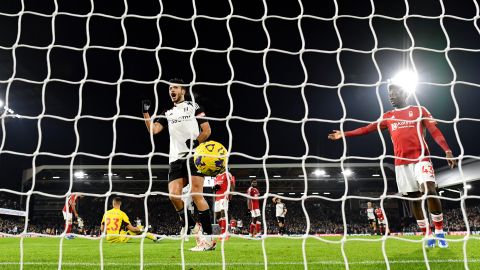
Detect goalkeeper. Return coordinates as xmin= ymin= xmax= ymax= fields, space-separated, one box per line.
xmin=142 ymin=78 xmax=215 ymax=251
xmin=100 ymin=197 xmax=160 ymax=243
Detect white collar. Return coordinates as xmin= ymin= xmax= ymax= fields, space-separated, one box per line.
xmin=393 ymin=105 xmax=412 ymax=111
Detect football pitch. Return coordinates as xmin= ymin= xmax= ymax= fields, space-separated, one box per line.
xmin=0 ymin=236 xmax=479 ymax=270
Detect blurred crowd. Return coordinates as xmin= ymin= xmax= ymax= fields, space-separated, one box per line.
xmin=1 ymin=193 xmax=480 ymax=236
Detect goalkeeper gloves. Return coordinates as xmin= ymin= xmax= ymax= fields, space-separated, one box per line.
xmin=185 ymin=139 xmax=199 ymax=149
xmin=142 ymin=100 xmax=151 ymax=113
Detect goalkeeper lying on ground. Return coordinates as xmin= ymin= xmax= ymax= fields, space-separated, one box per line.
xmin=100 ymin=197 xmax=160 ymax=243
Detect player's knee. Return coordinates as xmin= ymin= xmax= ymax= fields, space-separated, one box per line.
xmin=169 ymin=194 xmax=182 ymax=204
xmin=190 ymin=176 xmax=204 ymax=190
xmin=190 ymin=193 xmax=204 ymax=202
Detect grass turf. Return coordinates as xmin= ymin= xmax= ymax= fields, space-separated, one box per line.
xmin=0 ymin=235 xmax=479 ymax=270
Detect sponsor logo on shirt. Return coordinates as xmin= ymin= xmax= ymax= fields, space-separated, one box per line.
xmin=169 ymin=114 xmax=193 ymax=124
xmin=391 ymin=120 xmax=415 ymax=131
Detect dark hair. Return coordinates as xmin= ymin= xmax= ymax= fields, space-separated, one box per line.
xmin=113 ymin=197 xmax=122 ymax=205
xmin=169 ymin=78 xmax=188 ymax=90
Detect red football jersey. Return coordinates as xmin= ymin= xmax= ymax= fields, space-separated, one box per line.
xmin=214 ymin=172 xmax=236 ymax=201
xmin=62 ymin=194 xmax=77 ymax=212
xmin=345 ymin=106 xmax=450 ymax=166
xmin=375 ymin=208 xmax=384 ymax=220
xmin=247 ymin=187 xmax=260 ymax=210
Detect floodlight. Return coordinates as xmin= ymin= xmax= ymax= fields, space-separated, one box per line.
xmin=388 ymin=70 xmax=418 ymax=94
xmin=74 ymin=171 xmax=85 ymax=178
xmin=342 ymin=169 xmax=353 ymax=177
xmin=312 ymin=169 xmax=326 ymax=176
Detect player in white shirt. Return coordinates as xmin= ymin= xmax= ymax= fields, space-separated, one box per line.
xmin=273 ymin=197 xmax=287 ymax=235
xmin=237 ymin=219 xmax=243 ymax=234
xmin=366 ymin=202 xmax=377 ymax=235
xmin=142 ymin=78 xmax=214 ymax=251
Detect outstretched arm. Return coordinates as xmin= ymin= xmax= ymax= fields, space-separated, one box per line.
xmin=126 ymin=223 xmax=141 ymax=233
xmin=424 ymin=121 xmax=456 ymax=169
xmin=328 ymin=122 xmax=384 ymax=140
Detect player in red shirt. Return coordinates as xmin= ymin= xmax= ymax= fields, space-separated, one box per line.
xmin=62 ymin=193 xmax=83 ymax=239
xmin=374 ymin=207 xmax=388 ymax=235
xmin=328 ymin=75 xmax=456 ymax=248
xmin=247 ymin=179 xmax=261 ymax=237
xmin=230 ymin=218 xmax=237 ymax=234
xmin=213 ymin=171 xmax=236 ymax=237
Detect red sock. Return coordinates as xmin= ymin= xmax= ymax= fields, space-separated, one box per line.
xmin=379 ymin=227 xmax=384 ymax=234
xmin=65 ymin=224 xmax=72 ymax=234
xmin=417 ymin=220 xmax=428 ymax=235
xmin=431 ymin=213 xmax=444 ymax=232
xmin=250 ymin=223 xmax=255 ymax=235
xmin=256 ymin=222 xmax=261 ymax=235
xmin=219 ymin=219 xmax=226 ymax=234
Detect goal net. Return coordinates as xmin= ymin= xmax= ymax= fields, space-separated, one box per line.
xmin=0 ymin=0 xmax=479 ymax=269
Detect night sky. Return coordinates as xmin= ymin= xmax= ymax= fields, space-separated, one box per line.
xmin=1 ymin=0 xmax=480 ymax=191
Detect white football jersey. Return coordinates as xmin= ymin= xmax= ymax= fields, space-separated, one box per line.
xmin=367 ymin=208 xmax=375 ymax=219
xmin=276 ymin=202 xmax=286 ymax=217
xmin=155 ymin=101 xmax=206 ymax=163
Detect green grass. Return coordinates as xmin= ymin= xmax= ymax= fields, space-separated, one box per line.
xmin=0 ymin=235 xmax=479 ymax=270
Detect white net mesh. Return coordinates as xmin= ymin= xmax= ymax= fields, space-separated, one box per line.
xmin=1 ymin=0 xmax=479 ymax=269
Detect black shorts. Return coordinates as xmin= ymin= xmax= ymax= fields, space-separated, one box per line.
xmin=276 ymin=217 xmax=285 ymax=224
xmin=368 ymin=219 xmax=376 ymax=225
xmin=168 ymin=158 xmax=203 ymax=182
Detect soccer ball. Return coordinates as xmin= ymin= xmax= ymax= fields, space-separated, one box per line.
xmin=194 ymin=140 xmax=228 ymax=176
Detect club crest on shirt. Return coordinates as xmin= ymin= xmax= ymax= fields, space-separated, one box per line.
xmin=408 ymin=111 xmax=413 ymax=117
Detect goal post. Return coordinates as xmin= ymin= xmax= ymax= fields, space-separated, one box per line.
xmin=0 ymin=0 xmax=478 ymax=269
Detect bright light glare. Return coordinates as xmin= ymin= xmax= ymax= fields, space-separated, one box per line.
xmin=312 ymin=169 xmax=326 ymax=176
xmin=0 ymin=100 xmax=3 ymax=108
xmin=342 ymin=169 xmax=353 ymax=176
xmin=389 ymin=70 xmax=418 ymax=94
xmin=465 ymin=184 xmax=472 ymax=189
xmin=74 ymin=171 xmax=85 ymax=178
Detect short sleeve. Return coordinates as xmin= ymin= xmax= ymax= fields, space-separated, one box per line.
xmin=194 ymin=103 xmax=208 ymax=124
xmin=154 ymin=110 xmax=168 ymax=128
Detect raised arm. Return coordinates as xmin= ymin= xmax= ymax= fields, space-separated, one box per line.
xmin=142 ymin=100 xmax=163 ymax=135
